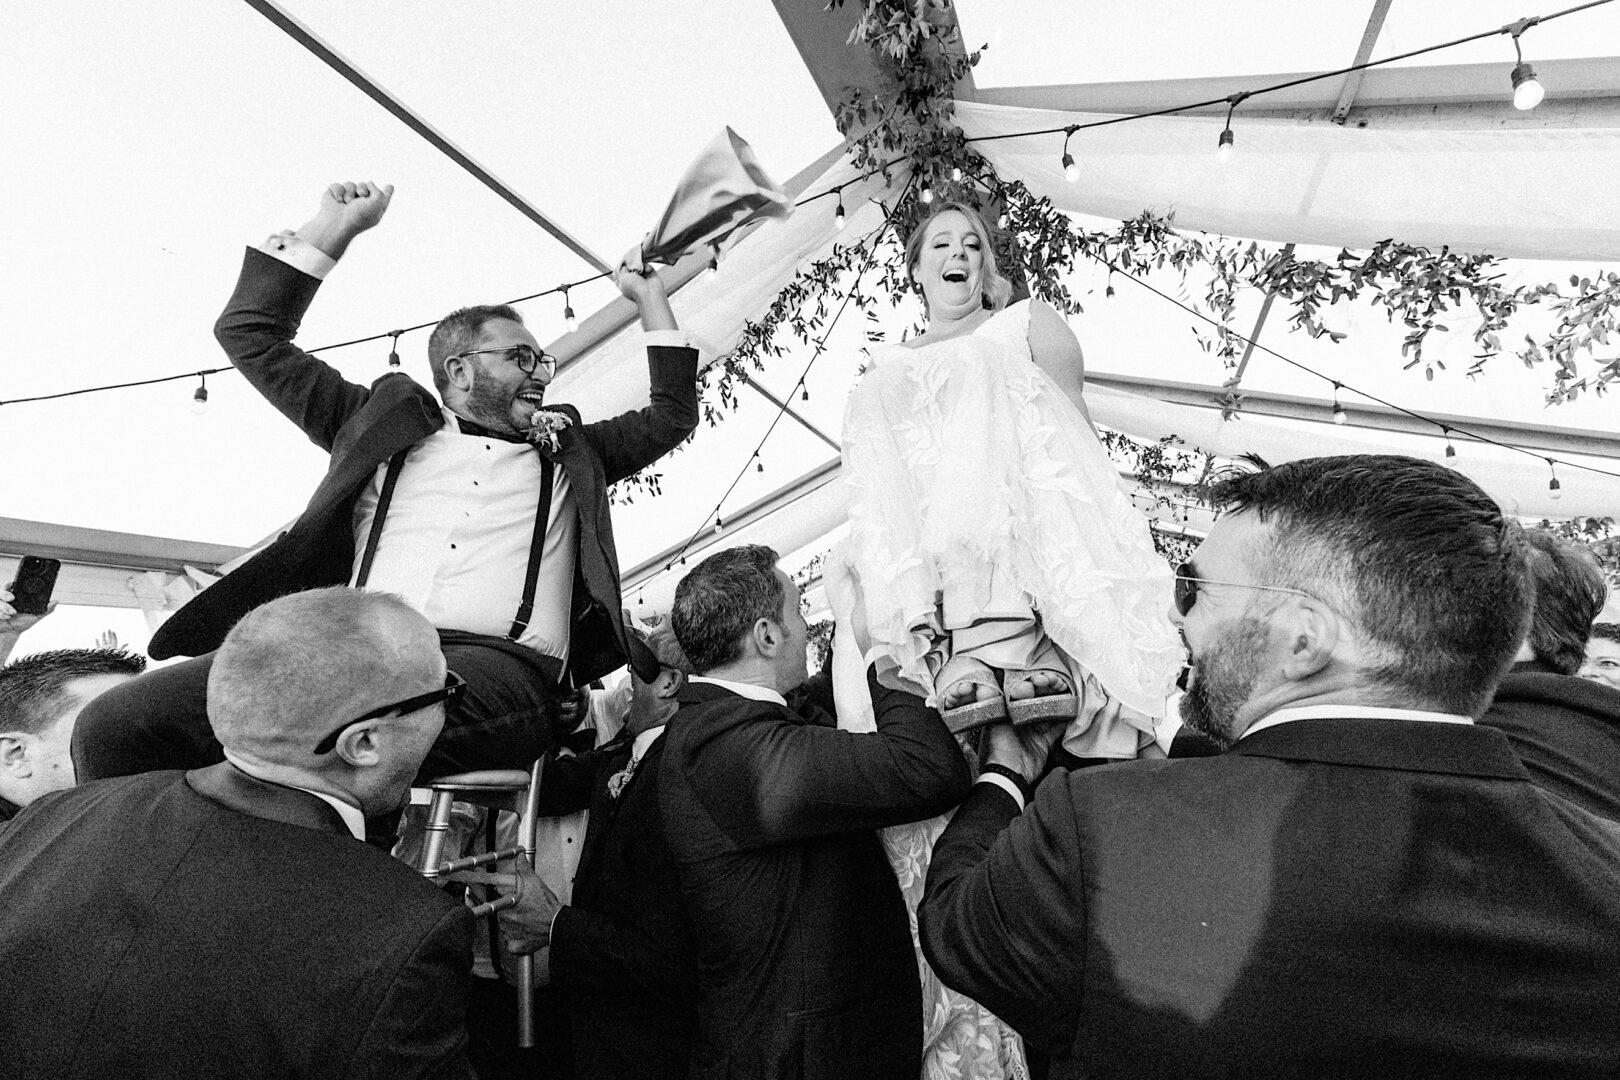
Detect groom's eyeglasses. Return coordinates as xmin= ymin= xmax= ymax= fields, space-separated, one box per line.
xmin=312 ymin=671 xmax=467 ymax=754
xmin=453 ymin=345 xmax=556 ymax=378
xmin=1173 ymin=562 xmax=1316 ymax=617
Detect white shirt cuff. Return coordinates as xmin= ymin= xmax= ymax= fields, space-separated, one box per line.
xmin=643 ymin=329 xmax=696 ymax=351
xmin=258 ymin=232 xmax=337 ymax=280
xmin=976 ymin=772 xmax=1026 ymax=812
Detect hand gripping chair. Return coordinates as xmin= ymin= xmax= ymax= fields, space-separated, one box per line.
xmin=413 ymin=758 xmax=545 ymax=1047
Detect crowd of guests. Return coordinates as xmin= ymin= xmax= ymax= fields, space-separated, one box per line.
xmin=2 ymin=177 xmax=1620 ymax=1080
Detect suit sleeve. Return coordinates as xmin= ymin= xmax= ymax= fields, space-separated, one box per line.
xmin=532 ymin=749 xmax=604 ymax=817
xmin=350 ymin=904 xmax=477 ymax=1080
xmin=919 ymin=774 xmax=1089 ymax=1052
xmin=579 ymin=345 xmax=700 ymax=485
xmin=214 ymin=246 xmax=374 ymax=452
xmin=690 ymin=669 xmax=972 ymax=847
xmin=549 ymin=903 xmax=697 ymax=1006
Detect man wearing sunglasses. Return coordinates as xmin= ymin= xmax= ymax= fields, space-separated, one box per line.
xmin=76 ymin=180 xmax=699 ymax=790
xmin=920 ymin=454 xmax=1620 ymax=1079
xmin=0 ymin=588 xmax=477 ymax=1078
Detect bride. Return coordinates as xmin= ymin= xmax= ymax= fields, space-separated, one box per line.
xmin=828 ymin=200 xmax=1181 ymax=1078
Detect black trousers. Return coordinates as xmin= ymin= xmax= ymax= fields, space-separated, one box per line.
xmin=73 ymin=629 xmax=565 ymax=784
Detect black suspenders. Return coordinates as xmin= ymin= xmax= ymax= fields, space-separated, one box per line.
xmin=354 ymin=449 xmax=557 ymax=643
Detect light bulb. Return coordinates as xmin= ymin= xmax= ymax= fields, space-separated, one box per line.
xmin=834 ymin=201 xmax=846 ymax=229
xmin=920 ymin=183 xmax=934 ymax=205
xmin=951 ymin=166 xmax=962 ymax=182
xmin=707 ymin=254 xmax=719 ymax=280
xmin=1105 ymin=284 xmax=1116 ymax=304
xmin=1217 ymin=128 xmax=1235 ymax=164
xmin=1549 ymin=476 xmax=1562 ymax=499
xmin=191 ymin=386 xmax=209 ymax=415
xmin=713 ymin=517 xmax=724 ymax=534
xmin=387 ymin=347 xmax=400 ymax=368
xmin=1511 ymin=62 xmax=1544 ymax=110
xmin=564 ymin=304 xmax=578 ymax=334
xmin=1445 ymin=442 xmax=1456 ymax=459
xmin=997 ymin=210 xmax=1009 ymax=229
xmin=1332 ymin=406 xmax=1347 ymax=425
xmin=1061 ymin=152 xmax=1079 ymax=183
xmin=756 ymin=459 xmax=764 ymax=473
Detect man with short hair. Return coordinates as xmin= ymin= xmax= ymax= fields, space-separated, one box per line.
xmin=76 ymin=179 xmax=698 ymax=784
xmin=1480 ymin=530 xmax=1620 ymax=819
xmin=1582 ymin=622 xmax=1620 ymax=689
xmin=648 ymin=544 xmax=969 ymax=1079
xmin=0 ymin=648 xmax=144 ymax=822
xmin=921 ymin=455 xmax=1620 ymax=1079
xmin=496 ymin=618 xmax=700 ymax=1080
xmin=0 ymin=588 xmax=476 ymax=1079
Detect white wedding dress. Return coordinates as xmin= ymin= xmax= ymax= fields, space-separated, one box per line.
xmin=829 ymin=299 xmax=1180 ymax=1079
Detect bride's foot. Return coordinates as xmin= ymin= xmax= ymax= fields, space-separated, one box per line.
xmin=936 ymin=656 xmax=1007 ymax=733
xmin=1005 ymin=666 xmax=1077 ymax=726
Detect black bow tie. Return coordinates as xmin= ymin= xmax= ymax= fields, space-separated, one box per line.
xmin=455 ymin=415 xmax=531 ymax=444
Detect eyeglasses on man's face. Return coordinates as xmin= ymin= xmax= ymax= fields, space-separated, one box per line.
xmin=453 ymin=344 xmax=556 ymax=379
xmin=312 ymin=671 xmax=466 ymax=755
xmin=1173 ymin=562 xmax=1317 ymax=618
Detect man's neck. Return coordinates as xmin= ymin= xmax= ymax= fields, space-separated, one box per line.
xmin=697 ymin=660 xmax=791 ymax=697
xmin=1234 ymin=679 xmax=1456 ymax=738
xmin=221 ymin=750 xmax=364 ymax=813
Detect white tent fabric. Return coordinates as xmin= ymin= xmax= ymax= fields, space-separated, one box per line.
xmin=956 ymin=100 xmax=1620 ymax=260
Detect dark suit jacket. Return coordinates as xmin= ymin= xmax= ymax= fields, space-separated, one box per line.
xmin=535 ymin=730 xmax=698 ymax=1080
xmin=0 ymin=763 xmax=475 ymax=1079
xmin=920 ymin=717 xmax=1620 ymax=1080
xmin=151 ymin=248 xmax=698 ymax=685
xmin=1481 ymin=664 xmax=1620 ymax=820
xmin=658 ymin=671 xmax=971 ymax=1080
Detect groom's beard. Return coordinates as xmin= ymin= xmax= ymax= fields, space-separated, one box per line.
xmin=1179 ymin=615 xmax=1270 ymax=750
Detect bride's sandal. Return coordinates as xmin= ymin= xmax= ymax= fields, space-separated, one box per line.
xmin=936 ymin=656 xmax=1008 ymax=733
xmin=1005 ymin=667 xmax=1077 ymax=726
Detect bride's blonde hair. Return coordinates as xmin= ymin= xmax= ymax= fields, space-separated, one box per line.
xmin=903 ymin=201 xmax=1013 ymax=315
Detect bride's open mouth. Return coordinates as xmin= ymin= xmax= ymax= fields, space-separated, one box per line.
xmin=942 ymin=268 xmax=969 ymax=283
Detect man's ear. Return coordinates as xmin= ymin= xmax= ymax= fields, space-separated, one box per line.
xmin=442 ymin=355 xmax=474 ymax=393
xmin=751 ymin=617 xmax=784 ymax=660
xmin=0 ymin=734 xmax=32 ymax=778
xmin=654 ymin=668 xmax=685 ymax=699
xmin=1276 ymin=598 xmax=1338 ymax=682
xmin=333 ymin=722 xmax=384 ymax=768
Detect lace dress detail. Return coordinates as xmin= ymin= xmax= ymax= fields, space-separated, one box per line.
xmin=841 ymin=299 xmax=1181 ymax=750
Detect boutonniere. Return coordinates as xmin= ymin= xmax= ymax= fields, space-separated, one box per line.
xmin=527 ymin=409 xmax=574 ymax=453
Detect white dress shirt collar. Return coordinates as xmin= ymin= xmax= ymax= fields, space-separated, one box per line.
xmin=1241 ymin=703 xmax=1473 ymax=741
xmin=630 ymin=724 xmax=667 ymax=761
xmin=687 ymin=674 xmax=787 ymax=708
xmin=222 ymin=750 xmax=368 ymax=842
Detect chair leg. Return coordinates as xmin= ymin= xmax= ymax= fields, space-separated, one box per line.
xmin=514 ymin=755 xmax=545 ymax=1049
xmin=419 ymin=789 xmax=457 ymax=877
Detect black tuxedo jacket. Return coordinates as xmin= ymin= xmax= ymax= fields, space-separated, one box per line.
xmin=0 ymin=763 xmax=475 ymax=1079
xmin=1481 ymin=664 xmax=1620 ymax=820
xmin=151 ymin=248 xmax=698 ymax=685
xmin=658 ymin=672 xmax=971 ymax=1080
xmin=535 ymin=730 xmax=698 ymax=1080
xmin=920 ymin=717 xmax=1620 ymax=1079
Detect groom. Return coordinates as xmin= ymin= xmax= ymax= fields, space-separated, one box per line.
xmin=75 ymin=181 xmax=699 ymax=784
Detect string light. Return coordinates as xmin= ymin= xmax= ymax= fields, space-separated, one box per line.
xmin=1331 ymin=382 xmax=1348 ymax=424
xmin=1106 ymin=269 xmax=1117 ymax=304
xmin=951 ymin=165 xmax=963 ymax=182
xmin=713 ymin=516 xmax=724 ymax=534
xmin=1509 ymin=19 xmax=1546 ymax=110
xmin=1548 ymin=458 xmax=1562 ymax=498
xmin=834 ymin=194 xmax=846 ymax=229
xmin=191 ymin=373 xmax=209 ymax=415
xmin=755 ymin=452 xmax=764 ymax=473
xmin=1442 ymin=426 xmax=1457 ymax=458
xmin=800 ymin=382 xmax=809 ymax=402
xmin=997 ymin=209 xmax=1009 ymax=230
xmin=1061 ymin=125 xmax=1080 ymax=183
xmin=707 ymin=244 xmax=719 ymax=280
xmin=920 ymin=178 xmax=934 ymax=204
xmin=561 ymin=286 xmax=578 ymax=334
xmin=1217 ymin=92 xmax=1247 ymax=164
